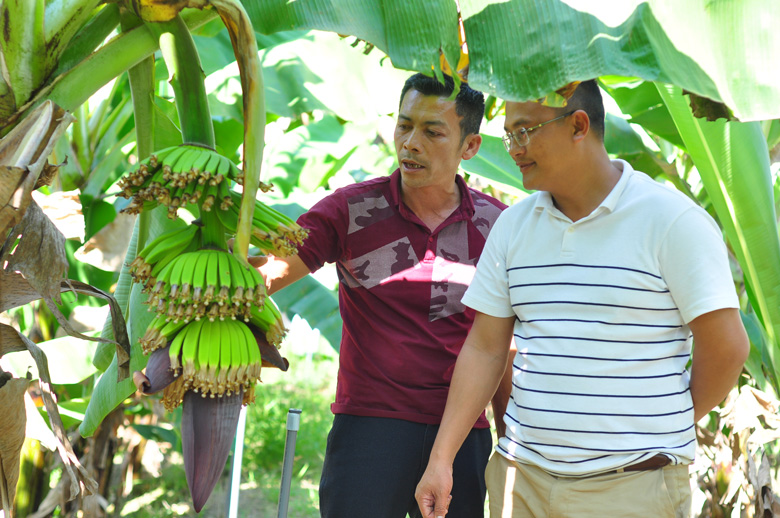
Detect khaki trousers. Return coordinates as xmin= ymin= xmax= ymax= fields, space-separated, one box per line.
xmin=485 ymin=452 xmax=692 ymax=518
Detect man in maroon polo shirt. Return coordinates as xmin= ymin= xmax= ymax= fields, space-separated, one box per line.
xmin=258 ymin=73 xmax=508 ymax=517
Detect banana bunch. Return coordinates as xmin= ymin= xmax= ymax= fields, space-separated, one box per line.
xmin=129 ymin=224 xmax=201 ymax=288
xmin=217 ymin=190 xmax=309 ymax=257
xmin=118 ymin=144 xmax=270 ymax=219
xmin=140 ymin=288 xmax=284 ymax=352
xmin=145 ymin=248 xmax=267 ymax=323
xmin=168 ymin=318 xmax=262 ymax=399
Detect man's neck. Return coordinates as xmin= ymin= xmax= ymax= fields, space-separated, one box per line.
xmin=552 ymin=154 xmax=622 ymax=222
xmin=402 ymin=181 xmax=462 ymax=231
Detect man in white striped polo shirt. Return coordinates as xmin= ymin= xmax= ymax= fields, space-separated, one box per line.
xmin=416 ymin=80 xmax=750 ymax=518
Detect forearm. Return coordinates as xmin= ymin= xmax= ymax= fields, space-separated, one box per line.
xmin=490 ymin=346 xmax=516 ymax=438
xmin=690 ymin=352 xmax=746 ymax=422
xmin=688 ymin=308 xmax=750 ymax=422
xmin=258 ymin=254 xmax=310 ymax=295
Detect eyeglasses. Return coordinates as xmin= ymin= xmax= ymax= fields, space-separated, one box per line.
xmin=502 ymin=111 xmax=575 ymax=151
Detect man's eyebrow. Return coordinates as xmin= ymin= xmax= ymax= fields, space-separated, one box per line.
xmin=398 ymin=114 xmax=447 ymax=127
xmin=504 ymin=117 xmax=531 ymax=133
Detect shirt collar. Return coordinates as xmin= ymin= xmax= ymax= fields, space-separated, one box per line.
xmin=533 ymin=159 xmax=633 ymax=218
xmin=389 ymin=168 xmax=476 ymax=219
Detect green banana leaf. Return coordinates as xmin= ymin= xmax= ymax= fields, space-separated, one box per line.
xmin=657 ymin=84 xmax=780 ymax=386
xmin=242 ymin=0 xmax=780 ymax=121
xmin=80 ymin=211 xmax=185 ymax=437
xmin=272 ymin=275 xmax=341 ymax=352
xmin=741 ymin=309 xmax=771 ymax=390
xmin=459 ymin=134 xmax=527 ymax=196
xmin=243 ymin=0 xmax=461 ymax=80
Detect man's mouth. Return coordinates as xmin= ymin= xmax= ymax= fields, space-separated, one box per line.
xmin=401 ymin=158 xmax=425 ymax=171
xmin=516 ymin=161 xmax=534 ymax=172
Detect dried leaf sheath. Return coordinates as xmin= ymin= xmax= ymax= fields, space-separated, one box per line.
xmin=0 ymin=377 xmax=27 ymax=518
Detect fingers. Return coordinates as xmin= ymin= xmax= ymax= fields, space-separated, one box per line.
xmin=416 ymin=491 xmax=451 ymax=518
xmin=435 ymin=495 xmax=452 ymax=518
xmin=415 ymin=463 xmax=454 ymax=518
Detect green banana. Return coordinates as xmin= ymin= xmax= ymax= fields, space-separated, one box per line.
xmin=191 ymin=250 xmax=212 ymax=305
xmin=144 ymin=225 xmax=198 ymax=264
xmin=167 ymin=254 xmax=189 ymax=301
xmin=216 ymin=320 xmax=231 ymax=394
xmin=178 ymin=251 xmax=199 ymax=305
xmin=160 ymin=145 xmax=190 ymax=171
xmin=197 ymin=320 xmax=215 ymax=395
xmin=225 ymin=321 xmax=242 ymax=394
xmin=168 ymin=325 xmax=189 ymax=371
xmin=227 ymin=253 xmax=246 ymax=307
xmin=239 ymin=322 xmax=261 ymax=381
xmin=181 ymin=319 xmax=205 ymax=383
xmin=216 ymin=251 xmax=231 ymax=306
xmin=203 ymin=250 xmax=220 ymax=305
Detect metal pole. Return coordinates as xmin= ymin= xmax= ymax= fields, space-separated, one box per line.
xmin=227 ymin=405 xmax=248 ymax=518
xmin=277 ymin=408 xmax=302 ymax=518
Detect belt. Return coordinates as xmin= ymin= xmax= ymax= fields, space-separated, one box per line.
xmin=613 ymin=454 xmax=671 ymax=474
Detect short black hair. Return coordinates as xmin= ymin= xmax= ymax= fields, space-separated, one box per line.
xmin=399 ymin=73 xmax=485 ymax=142
xmin=556 ymin=80 xmax=605 ymax=141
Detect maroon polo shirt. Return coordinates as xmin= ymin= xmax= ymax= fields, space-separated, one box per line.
xmin=297 ymin=169 xmax=505 ymax=427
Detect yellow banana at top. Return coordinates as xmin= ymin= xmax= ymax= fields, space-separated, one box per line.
xmin=130 ymin=0 xmax=208 ymax=23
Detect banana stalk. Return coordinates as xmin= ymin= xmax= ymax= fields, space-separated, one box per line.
xmin=149 ymin=15 xmax=215 ymax=148
xmin=93 ymin=8 xmax=160 ymax=371
xmin=0 ymin=0 xmax=46 ymax=111
xmin=43 ymin=0 xmax=103 ymax=75
xmin=209 ymin=0 xmax=265 ymax=269
xmin=1 ymin=7 xmax=218 ymax=135
xmin=53 ymin=3 xmax=121 ymax=76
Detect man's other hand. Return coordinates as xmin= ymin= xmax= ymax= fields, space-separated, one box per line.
xmin=415 ymin=463 xmax=453 ymax=518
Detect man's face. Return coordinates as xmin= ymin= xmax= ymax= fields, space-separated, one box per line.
xmin=394 ymin=90 xmax=472 ymax=191
xmin=504 ymin=101 xmax=569 ymax=192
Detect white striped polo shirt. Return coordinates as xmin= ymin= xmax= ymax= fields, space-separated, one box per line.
xmin=462 ymin=160 xmax=739 ymax=476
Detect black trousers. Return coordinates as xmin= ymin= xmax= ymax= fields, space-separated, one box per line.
xmin=319 ymin=415 xmax=492 ymax=518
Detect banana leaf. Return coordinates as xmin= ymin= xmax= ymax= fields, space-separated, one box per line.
xmin=657 ymin=84 xmax=780 ymax=386
xmin=243 ymin=0 xmax=461 ymax=80
xmin=271 ymin=275 xmax=341 ymax=352
xmin=459 ymin=134 xmax=527 ymax=196
xmin=242 ymin=0 xmax=780 ymax=121
xmin=80 ymin=211 xmax=185 ymax=437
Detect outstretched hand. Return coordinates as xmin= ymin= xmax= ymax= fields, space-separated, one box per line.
xmin=415 ymin=463 xmax=453 ymax=518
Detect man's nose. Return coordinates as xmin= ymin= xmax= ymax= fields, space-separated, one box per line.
xmin=509 ymin=140 xmax=527 ymax=159
xmin=402 ymin=129 xmax=421 ymax=152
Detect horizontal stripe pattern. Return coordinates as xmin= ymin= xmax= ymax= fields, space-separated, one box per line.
xmin=501 ymin=261 xmax=695 ymax=474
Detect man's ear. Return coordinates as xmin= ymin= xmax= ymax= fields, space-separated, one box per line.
xmin=571 ymin=110 xmax=590 ymax=143
xmin=461 ymin=133 xmax=482 ymax=160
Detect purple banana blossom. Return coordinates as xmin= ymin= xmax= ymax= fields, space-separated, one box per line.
xmin=181 ymin=388 xmax=243 ymax=513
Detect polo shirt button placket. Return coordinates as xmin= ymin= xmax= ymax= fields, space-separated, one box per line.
xmin=561 ymin=225 xmax=575 ymax=258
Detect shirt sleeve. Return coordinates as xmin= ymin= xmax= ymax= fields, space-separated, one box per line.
xmin=659 ymin=206 xmax=740 ymax=323
xmin=461 ymin=210 xmax=516 ymax=318
xmin=295 ymin=190 xmax=348 ymax=273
